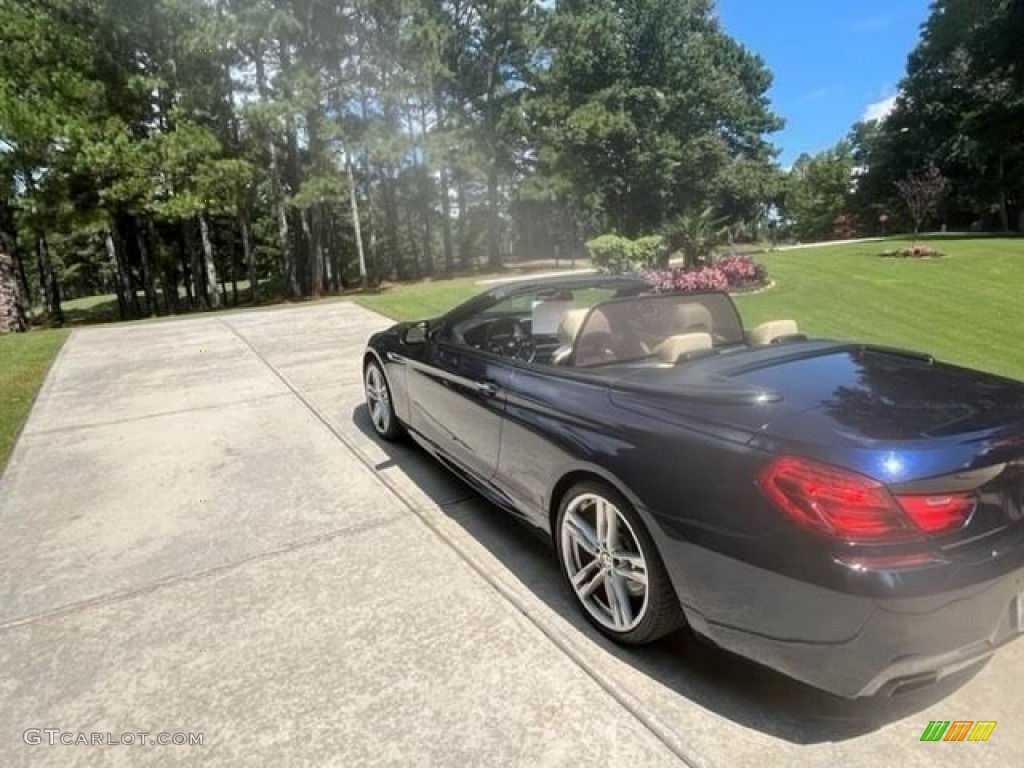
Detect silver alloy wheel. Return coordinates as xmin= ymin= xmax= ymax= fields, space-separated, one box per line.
xmin=364 ymin=364 xmax=391 ymax=435
xmin=560 ymin=492 xmax=649 ymax=633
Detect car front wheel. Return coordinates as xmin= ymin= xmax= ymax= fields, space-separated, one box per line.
xmin=364 ymin=359 xmax=403 ymax=440
xmin=556 ymin=481 xmax=683 ymax=644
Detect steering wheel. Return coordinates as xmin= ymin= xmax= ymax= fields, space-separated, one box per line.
xmin=485 ymin=318 xmax=535 ymax=362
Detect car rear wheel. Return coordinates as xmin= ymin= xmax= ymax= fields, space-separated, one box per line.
xmin=364 ymin=360 xmax=403 ymax=440
xmin=556 ymin=481 xmax=683 ymax=644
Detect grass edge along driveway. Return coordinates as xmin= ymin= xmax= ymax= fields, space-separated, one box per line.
xmin=0 ymin=329 xmax=69 ymax=474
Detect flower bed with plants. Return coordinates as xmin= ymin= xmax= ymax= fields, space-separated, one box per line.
xmin=881 ymin=244 xmax=945 ymax=259
xmin=645 ymin=254 xmax=769 ymax=294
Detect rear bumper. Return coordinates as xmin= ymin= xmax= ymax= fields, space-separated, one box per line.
xmin=663 ymin=543 xmax=1024 ymax=698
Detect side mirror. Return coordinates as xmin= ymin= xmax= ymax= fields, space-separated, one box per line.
xmin=402 ymin=322 xmax=428 ymax=345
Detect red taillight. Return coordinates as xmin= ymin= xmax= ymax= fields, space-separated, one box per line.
xmin=895 ymin=494 xmax=975 ymax=534
xmin=758 ymin=456 xmax=917 ymax=541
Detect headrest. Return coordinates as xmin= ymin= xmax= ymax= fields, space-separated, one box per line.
xmin=655 ymin=332 xmax=713 ymax=364
xmin=557 ymin=308 xmax=590 ymax=344
xmin=672 ymin=303 xmax=713 ymax=333
xmin=747 ymin=319 xmax=799 ymax=346
xmin=583 ymin=308 xmax=611 ymax=335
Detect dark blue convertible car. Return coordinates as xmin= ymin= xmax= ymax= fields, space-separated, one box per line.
xmin=363 ymin=274 xmax=1024 ymax=698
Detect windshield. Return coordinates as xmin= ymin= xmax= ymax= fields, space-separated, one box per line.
xmin=573 ymin=293 xmax=745 ymax=367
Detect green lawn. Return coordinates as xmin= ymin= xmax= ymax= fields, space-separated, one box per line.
xmin=0 ymin=329 xmax=69 ymax=473
xmin=356 ymin=236 xmax=1024 ymax=380
xmin=734 ymin=237 xmax=1024 ymax=380
xmin=354 ymin=276 xmax=487 ymax=320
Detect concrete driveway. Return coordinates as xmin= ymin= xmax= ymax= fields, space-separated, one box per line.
xmin=1 ymin=301 xmax=1020 ymax=767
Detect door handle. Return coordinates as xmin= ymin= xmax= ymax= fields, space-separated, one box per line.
xmin=476 ymin=381 xmax=499 ymax=398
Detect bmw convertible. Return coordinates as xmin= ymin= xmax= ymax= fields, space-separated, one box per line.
xmin=362 ymin=274 xmax=1024 ymax=698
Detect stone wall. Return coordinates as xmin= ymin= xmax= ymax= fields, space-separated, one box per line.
xmin=0 ymin=246 xmax=28 ymax=334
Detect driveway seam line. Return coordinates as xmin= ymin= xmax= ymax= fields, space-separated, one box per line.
xmin=21 ymin=392 xmax=295 ymax=437
xmin=0 ymin=513 xmax=404 ymax=633
xmin=220 ymin=316 xmax=712 ymax=768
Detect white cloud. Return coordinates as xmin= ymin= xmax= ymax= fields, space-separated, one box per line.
xmin=863 ymin=94 xmax=897 ymax=122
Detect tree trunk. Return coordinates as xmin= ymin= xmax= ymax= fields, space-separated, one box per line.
xmin=326 ymin=211 xmax=341 ymax=291
xmin=486 ymin=53 xmax=502 ymax=270
xmin=198 ymin=215 xmax=222 ymax=308
xmin=36 ymin=235 xmax=63 ymax=325
xmin=254 ymin=43 xmax=291 ymax=295
xmin=185 ymin=221 xmax=204 ymax=308
xmin=487 ymin=163 xmax=501 ymax=270
xmin=384 ymin=172 xmax=404 ymax=280
xmin=316 ymin=206 xmax=327 ymax=293
xmin=11 ymin=235 xmax=34 ymax=320
xmin=323 ymin=220 xmax=334 ymax=292
xmin=238 ymin=208 xmax=255 ymax=303
xmin=163 ymin=269 xmax=180 ymax=314
xmin=402 ymin=201 xmax=420 ymax=280
xmin=457 ymin=175 xmax=470 ymax=269
xmin=998 ymin=153 xmax=1009 ymax=233
xmin=105 ymin=227 xmax=129 ymax=320
xmin=439 ymin=164 xmax=455 ymax=275
xmin=178 ymin=226 xmax=194 ymax=309
xmin=346 ymin=154 xmax=368 ymax=289
xmin=230 ymin=243 xmax=239 ymax=307
xmin=135 ymin=218 xmax=157 ymax=317
xmin=434 ymin=90 xmax=455 ymax=276
xmin=368 ymin=204 xmax=378 ymax=282
xmin=35 ymin=238 xmax=51 ymax=317
xmin=301 ymin=207 xmax=324 ymax=297
xmin=0 ymin=242 xmax=28 ymax=333
xmin=414 ymin=103 xmax=433 ymax=276
xmin=279 ymin=43 xmax=302 ymax=297
xmin=300 ymin=208 xmax=313 ymax=293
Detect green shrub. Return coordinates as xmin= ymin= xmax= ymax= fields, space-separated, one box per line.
xmin=585 ymin=234 xmax=664 ymax=273
xmin=633 ymin=236 xmax=665 ymax=268
xmin=585 ymin=234 xmax=635 ymax=273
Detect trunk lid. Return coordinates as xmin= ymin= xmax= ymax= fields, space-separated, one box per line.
xmin=735 ymin=345 xmax=1024 ymax=442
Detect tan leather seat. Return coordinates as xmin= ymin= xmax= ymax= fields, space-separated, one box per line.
xmin=671 ymin=303 xmax=713 ymax=334
xmin=573 ymin=309 xmax=615 ymax=366
xmin=747 ymin=319 xmax=799 ymax=346
xmin=653 ymin=332 xmax=713 ymax=364
xmin=551 ymin=308 xmax=590 ymax=365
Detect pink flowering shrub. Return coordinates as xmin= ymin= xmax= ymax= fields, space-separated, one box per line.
xmin=716 ymin=254 xmax=766 ymax=285
xmin=881 ymin=244 xmax=945 ymax=258
xmin=645 ymin=254 xmax=768 ymax=294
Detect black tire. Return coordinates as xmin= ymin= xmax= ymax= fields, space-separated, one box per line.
xmin=555 ymin=480 xmax=683 ymax=644
xmin=364 ymin=359 xmax=403 ymax=441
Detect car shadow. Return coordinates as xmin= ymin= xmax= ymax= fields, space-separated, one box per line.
xmin=350 ymin=404 xmax=985 ymax=744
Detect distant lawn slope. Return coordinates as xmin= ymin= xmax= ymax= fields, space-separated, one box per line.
xmin=356 ymin=236 xmax=1024 ymax=381
xmin=0 ymin=330 xmax=69 ymax=474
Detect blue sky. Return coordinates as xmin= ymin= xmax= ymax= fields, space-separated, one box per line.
xmin=716 ymin=0 xmax=932 ymax=167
